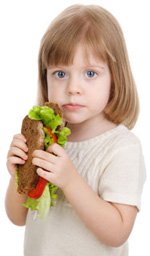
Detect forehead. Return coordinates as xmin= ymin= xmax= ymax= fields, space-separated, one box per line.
xmin=52 ymin=43 xmax=107 ymax=67
xmin=69 ymin=43 xmax=106 ymax=67
xmin=41 ymin=25 xmax=109 ymax=69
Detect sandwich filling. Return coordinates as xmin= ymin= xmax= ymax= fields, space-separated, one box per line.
xmin=17 ymin=103 xmax=71 ymax=218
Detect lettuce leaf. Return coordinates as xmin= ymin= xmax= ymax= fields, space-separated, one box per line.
xmin=22 ymin=104 xmax=70 ymax=219
xmin=57 ymin=127 xmax=71 ymax=146
xmin=28 ymin=106 xmax=63 ymax=132
xmin=23 ymin=184 xmax=51 ymax=219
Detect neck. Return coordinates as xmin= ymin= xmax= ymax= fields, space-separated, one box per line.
xmin=67 ymin=116 xmax=116 ymax=142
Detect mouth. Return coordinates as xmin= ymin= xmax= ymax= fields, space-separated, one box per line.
xmin=62 ymin=103 xmax=85 ymax=111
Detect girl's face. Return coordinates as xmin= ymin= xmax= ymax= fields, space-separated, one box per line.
xmin=47 ymin=44 xmax=111 ymax=127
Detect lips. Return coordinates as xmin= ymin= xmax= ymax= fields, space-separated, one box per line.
xmin=62 ymin=103 xmax=85 ymax=111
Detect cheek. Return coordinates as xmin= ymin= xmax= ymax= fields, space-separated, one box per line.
xmin=102 ymin=90 xmax=111 ymax=108
xmin=47 ymin=85 xmax=62 ymax=102
xmin=103 ymin=86 xmax=111 ymax=103
xmin=47 ymin=77 xmax=58 ymax=101
xmin=90 ymin=84 xmax=111 ymax=111
xmin=47 ymin=82 xmax=56 ymax=100
xmin=47 ymin=87 xmax=53 ymax=101
xmin=100 ymin=80 xmax=111 ymax=104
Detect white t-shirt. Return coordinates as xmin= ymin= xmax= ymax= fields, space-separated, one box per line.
xmin=24 ymin=125 xmax=146 ymax=256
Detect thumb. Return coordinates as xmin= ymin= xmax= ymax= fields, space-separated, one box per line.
xmin=47 ymin=143 xmax=65 ymax=157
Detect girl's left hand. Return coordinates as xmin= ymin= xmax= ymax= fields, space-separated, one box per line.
xmin=32 ymin=143 xmax=77 ymax=190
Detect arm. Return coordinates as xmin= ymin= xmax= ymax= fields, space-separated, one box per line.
xmin=33 ymin=144 xmax=138 ymax=247
xmin=63 ymin=174 xmax=137 ymax=247
xmin=5 ymin=134 xmax=29 ymax=226
xmin=5 ymin=177 xmax=28 ymax=226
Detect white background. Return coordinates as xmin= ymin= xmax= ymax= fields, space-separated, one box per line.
xmin=0 ymin=0 xmax=149 ymax=255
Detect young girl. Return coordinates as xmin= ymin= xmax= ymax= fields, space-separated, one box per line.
xmin=5 ymin=4 xmax=146 ymax=256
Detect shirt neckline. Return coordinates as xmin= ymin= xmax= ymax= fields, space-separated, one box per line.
xmin=66 ymin=124 xmax=127 ymax=148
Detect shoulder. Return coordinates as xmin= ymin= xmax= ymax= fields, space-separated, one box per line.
xmin=99 ymin=125 xmax=145 ymax=168
xmin=99 ymin=125 xmax=146 ymax=210
xmin=108 ymin=124 xmax=142 ymax=151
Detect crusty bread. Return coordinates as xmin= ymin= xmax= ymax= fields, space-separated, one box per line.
xmin=45 ymin=102 xmax=65 ymax=129
xmin=17 ymin=102 xmax=63 ymax=195
xmin=17 ymin=116 xmax=44 ymax=194
xmin=45 ymin=102 xmax=63 ymax=118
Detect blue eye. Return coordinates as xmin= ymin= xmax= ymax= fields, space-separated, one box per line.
xmin=86 ymin=71 xmax=97 ymax=78
xmin=55 ymin=71 xmax=66 ymax=78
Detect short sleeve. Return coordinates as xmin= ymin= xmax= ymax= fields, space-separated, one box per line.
xmin=98 ymin=143 xmax=146 ymax=210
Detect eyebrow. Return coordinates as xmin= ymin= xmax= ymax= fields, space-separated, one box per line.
xmin=48 ymin=64 xmax=106 ymax=70
xmin=84 ymin=64 xmax=105 ymax=69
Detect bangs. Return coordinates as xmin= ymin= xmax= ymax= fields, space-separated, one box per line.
xmin=40 ymin=17 xmax=114 ymax=70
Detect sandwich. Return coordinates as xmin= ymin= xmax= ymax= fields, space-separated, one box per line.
xmin=17 ymin=102 xmax=71 ymax=218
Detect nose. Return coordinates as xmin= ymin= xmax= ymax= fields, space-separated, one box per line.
xmin=67 ymin=76 xmax=82 ymax=95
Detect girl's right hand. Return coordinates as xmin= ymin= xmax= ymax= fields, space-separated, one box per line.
xmin=7 ymin=134 xmax=28 ymax=177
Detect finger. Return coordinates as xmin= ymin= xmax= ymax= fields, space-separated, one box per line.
xmin=7 ymin=147 xmax=28 ymax=160
xmin=37 ymin=168 xmax=54 ymax=181
xmin=47 ymin=143 xmax=65 ymax=157
xmin=33 ymin=150 xmax=56 ymax=163
xmin=6 ymin=163 xmax=18 ymax=176
xmin=11 ymin=138 xmax=28 ymax=152
xmin=11 ymin=134 xmax=26 ymax=145
xmin=12 ymin=133 xmax=27 ymax=143
xmin=32 ymin=157 xmax=53 ymax=172
xmin=7 ymin=156 xmax=26 ymax=166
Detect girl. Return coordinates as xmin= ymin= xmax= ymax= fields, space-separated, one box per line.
xmin=5 ymin=4 xmax=146 ymax=256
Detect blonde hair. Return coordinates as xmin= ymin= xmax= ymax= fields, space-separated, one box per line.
xmin=38 ymin=4 xmax=139 ymax=129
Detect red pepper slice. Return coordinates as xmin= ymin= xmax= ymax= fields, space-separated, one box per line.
xmin=28 ymin=127 xmax=57 ymax=199
xmin=28 ymin=177 xmax=48 ymax=199
xmin=46 ymin=127 xmax=57 ymax=143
